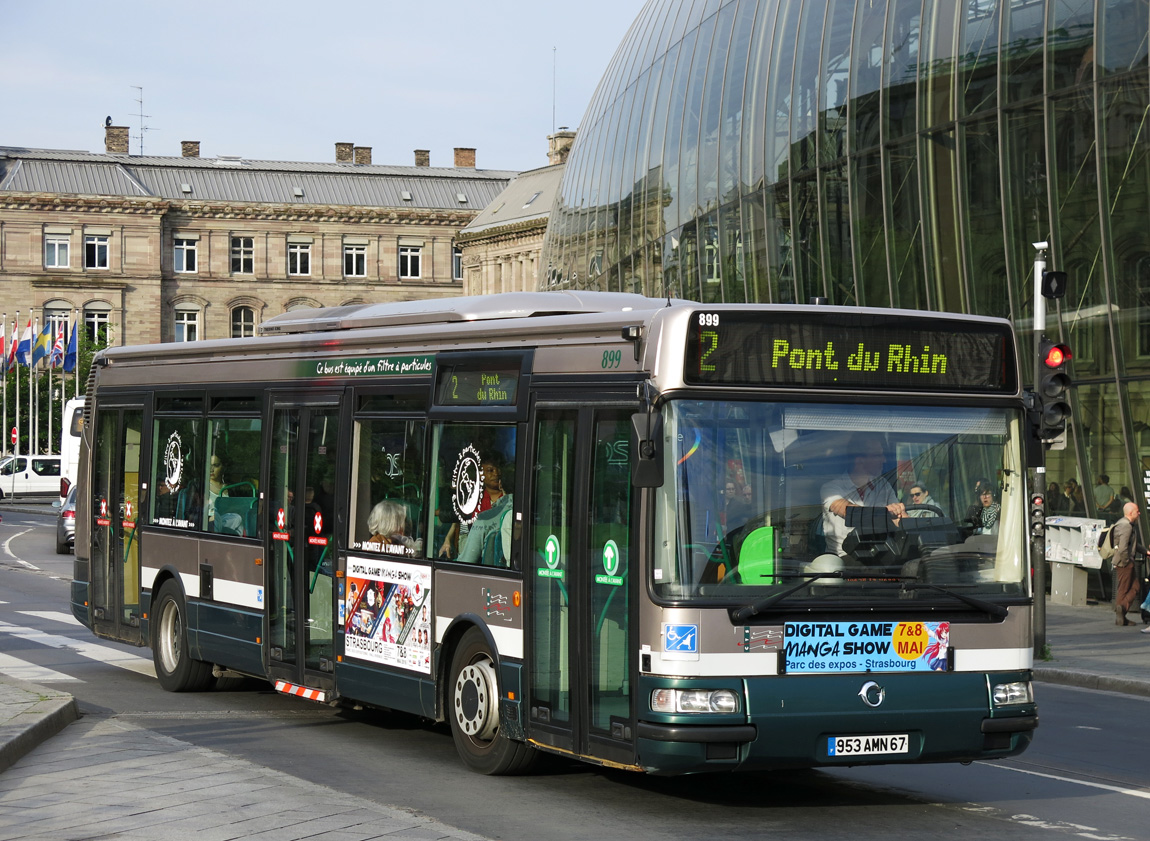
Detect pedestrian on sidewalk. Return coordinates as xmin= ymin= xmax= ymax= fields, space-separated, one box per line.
xmin=1110 ymin=501 xmax=1144 ymax=626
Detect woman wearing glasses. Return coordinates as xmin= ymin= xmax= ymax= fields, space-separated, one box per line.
xmin=905 ymin=484 xmax=940 ymax=517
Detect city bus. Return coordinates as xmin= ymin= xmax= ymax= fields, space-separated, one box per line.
xmin=71 ymin=292 xmax=1038 ymax=775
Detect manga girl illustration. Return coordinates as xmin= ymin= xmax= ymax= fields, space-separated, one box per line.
xmin=925 ymin=622 xmax=950 ymax=671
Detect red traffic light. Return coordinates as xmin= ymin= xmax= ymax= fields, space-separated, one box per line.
xmin=1043 ymin=343 xmax=1071 ymax=368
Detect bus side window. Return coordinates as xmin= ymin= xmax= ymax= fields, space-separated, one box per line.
xmin=205 ymin=417 xmax=262 ymax=536
xmin=351 ymin=418 xmax=427 ymax=557
xmin=431 ymin=422 xmax=516 ymax=565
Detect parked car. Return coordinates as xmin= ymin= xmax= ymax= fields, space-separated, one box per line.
xmin=55 ymin=484 xmax=77 ymax=554
xmin=0 ymin=455 xmax=62 ymax=499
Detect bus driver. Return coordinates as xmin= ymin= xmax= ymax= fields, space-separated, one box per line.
xmin=821 ymin=435 xmax=906 ymax=557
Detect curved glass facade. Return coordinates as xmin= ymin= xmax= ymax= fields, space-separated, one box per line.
xmin=542 ymin=0 xmax=1150 ymax=522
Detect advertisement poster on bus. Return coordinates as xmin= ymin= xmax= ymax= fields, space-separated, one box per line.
xmin=783 ymin=620 xmax=950 ymax=673
xmin=343 ymin=557 xmax=431 ymax=674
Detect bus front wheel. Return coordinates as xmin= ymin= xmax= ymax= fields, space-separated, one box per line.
xmin=152 ymin=580 xmax=215 ymax=692
xmin=448 ymin=627 xmax=536 ymax=775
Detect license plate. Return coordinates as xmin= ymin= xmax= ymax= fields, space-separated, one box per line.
xmin=827 ymin=734 xmax=909 ymax=757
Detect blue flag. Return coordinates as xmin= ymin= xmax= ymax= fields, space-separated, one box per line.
xmin=63 ymin=321 xmax=78 ymax=373
xmin=31 ymin=323 xmax=53 ymax=367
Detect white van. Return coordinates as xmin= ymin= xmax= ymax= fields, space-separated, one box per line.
xmin=0 ymin=455 xmax=62 ymax=499
xmin=60 ymin=396 xmax=85 ymax=503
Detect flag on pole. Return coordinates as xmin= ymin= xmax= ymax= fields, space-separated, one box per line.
xmin=63 ymin=321 xmax=78 ymax=374
xmin=0 ymin=321 xmax=6 ymax=375
xmin=14 ymin=320 xmax=33 ymax=366
xmin=32 ymin=323 xmax=53 ymax=367
xmin=49 ymin=324 xmax=66 ymax=368
xmin=5 ymin=321 xmax=18 ymax=372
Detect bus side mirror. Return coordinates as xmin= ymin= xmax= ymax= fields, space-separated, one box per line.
xmin=631 ymin=412 xmax=663 ymax=488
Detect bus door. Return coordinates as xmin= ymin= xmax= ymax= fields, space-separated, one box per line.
xmin=89 ymin=403 xmax=144 ymax=645
xmin=267 ymin=402 xmax=341 ymax=693
xmin=528 ymin=402 xmax=635 ymax=766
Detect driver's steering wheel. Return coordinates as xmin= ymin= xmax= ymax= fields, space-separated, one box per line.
xmin=903 ymin=503 xmax=945 ymax=517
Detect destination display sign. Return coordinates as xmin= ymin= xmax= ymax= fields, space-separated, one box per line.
xmin=435 ymin=366 xmax=519 ymax=406
xmin=685 ymin=312 xmax=1016 ymax=392
xmin=784 ymin=620 xmax=950 ymax=673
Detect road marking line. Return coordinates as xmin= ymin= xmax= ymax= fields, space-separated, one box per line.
xmin=19 ymin=610 xmax=83 ymax=626
xmin=2 ymin=527 xmax=33 ymax=562
xmin=0 ymin=620 xmax=156 ymax=678
xmin=981 ymin=762 xmax=1150 ymax=801
xmin=0 ymin=651 xmax=81 ymax=683
xmin=17 ymin=559 xmax=39 ymax=570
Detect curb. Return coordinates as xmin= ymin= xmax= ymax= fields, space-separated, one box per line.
xmin=1033 ymin=666 xmax=1150 ymax=699
xmin=0 ymin=683 xmax=80 ymax=773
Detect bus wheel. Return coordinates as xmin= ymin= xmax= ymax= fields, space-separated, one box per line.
xmin=448 ymin=627 xmax=536 ymax=775
xmin=152 ymin=580 xmax=215 ymax=692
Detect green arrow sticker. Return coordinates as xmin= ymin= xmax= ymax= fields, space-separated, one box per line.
xmin=596 ymin=539 xmax=623 ymax=585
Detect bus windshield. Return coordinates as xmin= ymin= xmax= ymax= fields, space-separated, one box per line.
xmin=653 ymin=399 xmax=1027 ymax=607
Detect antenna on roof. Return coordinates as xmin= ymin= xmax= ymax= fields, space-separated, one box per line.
xmin=131 ymin=86 xmax=157 ymax=155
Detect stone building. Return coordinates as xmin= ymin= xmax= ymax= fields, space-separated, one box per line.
xmin=0 ymin=125 xmax=515 ymax=345
xmin=456 ymin=131 xmax=573 ymax=297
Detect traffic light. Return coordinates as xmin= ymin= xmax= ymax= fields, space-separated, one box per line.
xmin=1030 ymin=492 xmax=1046 ymax=539
xmin=1036 ymin=336 xmax=1072 ymax=439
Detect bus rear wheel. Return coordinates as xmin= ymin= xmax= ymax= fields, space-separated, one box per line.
xmin=448 ymin=627 xmax=536 ymax=775
xmin=152 ymin=580 xmax=215 ymax=692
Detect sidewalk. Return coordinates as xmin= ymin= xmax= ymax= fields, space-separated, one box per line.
xmin=0 ymin=599 xmax=1146 ymax=839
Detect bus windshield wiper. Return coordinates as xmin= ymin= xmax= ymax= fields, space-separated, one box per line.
xmin=899 ymin=581 xmax=1009 ymax=619
xmin=730 ymin=572 xmax=844 ymax=622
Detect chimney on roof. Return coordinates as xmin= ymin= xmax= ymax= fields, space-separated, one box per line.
xmin=414 ymin=149 xmax=430 ymax=167
xmin=454 ymin=147 xmax=476 ymax=168
xmin=354 ymin=146 xmax=372 ymax=165
xmin=547 ymin=129 xmax=576 ymax=166
xmin=335 ymin=142 xmax=354 ymax=163
xmin=181 ymin=141 xmax=201 ymax=158
xmin=105 ymin=124 xmax=130 ymax=155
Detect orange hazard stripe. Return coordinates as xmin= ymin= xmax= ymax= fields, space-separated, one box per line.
xmin=274 ymin=679 xmax=327 ymax=703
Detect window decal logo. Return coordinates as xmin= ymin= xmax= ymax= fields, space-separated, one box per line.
xmin=163 ymin=431 xmax=183 ymax=490
xmin=450 ymin=444 xmax=483 ymax=525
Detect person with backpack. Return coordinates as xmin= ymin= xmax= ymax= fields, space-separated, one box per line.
xmin=1111 ymin=502 xmax=1145 ymax=626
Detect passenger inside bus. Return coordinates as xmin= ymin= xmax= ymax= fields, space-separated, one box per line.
xmin=455 ymin=492 xmax=513 ymax=566
xmin=365 ymin=499 xmax=423 ymax=556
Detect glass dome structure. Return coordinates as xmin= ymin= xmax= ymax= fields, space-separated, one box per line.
xmin=541 ymin=0 xmax=1150 ymax=522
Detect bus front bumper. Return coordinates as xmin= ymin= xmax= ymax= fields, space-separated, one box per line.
xmin=636 ymin=671 xmax=1036 ymax=775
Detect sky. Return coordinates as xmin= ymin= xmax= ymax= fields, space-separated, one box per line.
xmin=1 ymin=0 xmax=646 ymax=172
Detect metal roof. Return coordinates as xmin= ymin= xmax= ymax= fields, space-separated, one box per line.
xmin=0 ymin=146 xmax=517 ymax=210
xmin=459 ymin=163 xmax=565 ymax=235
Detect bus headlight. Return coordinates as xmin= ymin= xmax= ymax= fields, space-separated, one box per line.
xmin=650 ymin=688 xmax=740 ymax=714
xmin=992 ymin=681 xmax=1033 ymax=706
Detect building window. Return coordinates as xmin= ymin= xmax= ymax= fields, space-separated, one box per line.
xmin=175 ymin=309 xmax=199 ymax=342
xmin=453 ymin=247 xmax=463 ymax=281
xmin=231 ymin=236 xmax=254 ymax=274
xmin=85 ymin=235 xmax=108 ymax=269
xmin=84 ymin=308 xmax=111 ymax=344
xmin=174 ymin=238 xmax=198 ymax=273
xmin=399 ymin=245 xmax=422 ymax=279
xmin=43 ymin=307 xmax=70 ymax=338
xmin=344 ymin=245 xmax=367 ymax=277
xmin=231 ymin=306 xmax=255 ymax=338
xmin=45 ymin=236 xmax=70 ymax=268
xmin=288 ymin=243 xmax=311 ymax=276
